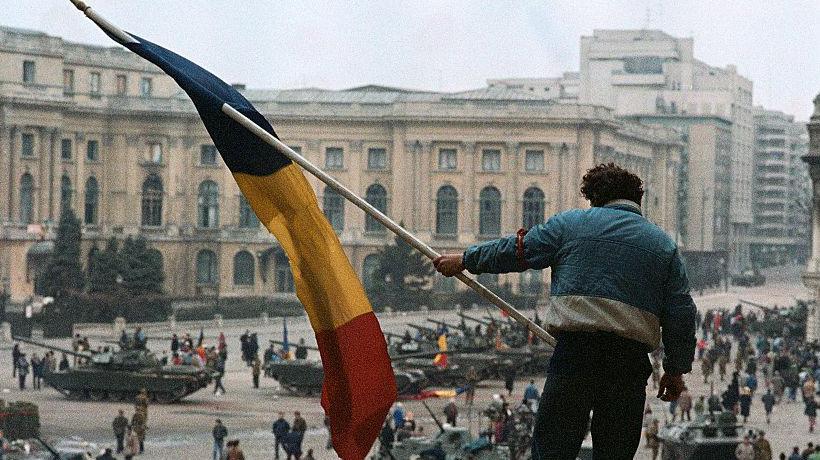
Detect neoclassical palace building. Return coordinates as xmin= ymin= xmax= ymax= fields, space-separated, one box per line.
xmin=0 ymin=27 xmax=683 ymax=303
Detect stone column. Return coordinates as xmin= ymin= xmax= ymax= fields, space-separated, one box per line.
xmin=801 ymin=93 xmax=820 ymax=343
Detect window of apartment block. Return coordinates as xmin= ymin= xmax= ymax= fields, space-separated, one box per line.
xmin=438 ymin=148 xmax=457 ymax=170
xmin=89 ymin=72 xmax=101 ymax=96
xmin=367 ymin=148 xmax=387 ymax=170
xmin=22 ymin=60 xmax=35 ymax=84
xmin=148 ymin=143 xmax=163 ymax=164
xmin=61 ymin=139 xmax=72 ymax=160
xmin=86 ymin=140 xmax=99 ymax=161
xmin=289 ymin=146 xmax=302 ymax=154
xmin=140 ymin=77 xmax=152 ymax=97
xmin=325 ymin=147 xmax=344 ymax=169
xmin=21 ymin=133 xmax=35 ymax=157
xmin=481 ymin=149 xmax=501 ymax=171
xmin=200 ymin=145 xmax=218 ymax=165
xmin=116 ymin=74 xmax=127 ymax=96
xmin=63 ymin=69 xmax=75 ymax=95
xmin=525 ymin=150 xmax=544 ymax=172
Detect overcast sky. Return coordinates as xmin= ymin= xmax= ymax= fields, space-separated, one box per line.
xmin=4 ymin=1 xmax=819 ymax=120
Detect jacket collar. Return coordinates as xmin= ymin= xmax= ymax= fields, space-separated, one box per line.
xmin=602 ymin=199 xmax=642 ymax=215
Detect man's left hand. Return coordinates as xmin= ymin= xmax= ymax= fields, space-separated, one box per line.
xmin=433 ymin=254 xmax=465 ymax=277
xmin=657 ymin=373 xmax=685 ymax=401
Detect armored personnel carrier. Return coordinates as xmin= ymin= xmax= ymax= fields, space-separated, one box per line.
xmin=265 ymin=340 xmax=428 ymax=397
xmin=14 ymin=336 xmax=213 ymax=403
xmin=657 ymin=413 xmax=760 ymax=460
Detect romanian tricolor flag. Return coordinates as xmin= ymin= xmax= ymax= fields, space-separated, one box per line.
xmin=84 ymin=19 xmax=396 ymax=459
xmin=433 ymin=334 xmax=448 ymax=368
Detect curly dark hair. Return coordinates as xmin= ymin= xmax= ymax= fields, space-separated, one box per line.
xmin=580 ymin=163 xmax=644 ymax=207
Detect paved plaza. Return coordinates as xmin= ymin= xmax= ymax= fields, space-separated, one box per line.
xmin=0 ymin=265 xmax=813 ymax=459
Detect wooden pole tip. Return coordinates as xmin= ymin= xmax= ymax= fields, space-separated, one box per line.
xmin=69 ymin=0 xmax=89 ymax=12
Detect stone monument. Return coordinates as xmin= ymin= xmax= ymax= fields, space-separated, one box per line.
xmin=801 ymin=93 xmax=820 ymax=342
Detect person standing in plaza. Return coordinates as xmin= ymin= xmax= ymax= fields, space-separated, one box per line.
xmin=805 ymin=397 xmax=817 ymax=433
xmin=213 ymin=356 xmax=226 ymax=395
xmin=291 ymin=411 xmax=307 ymax=459
xmin=124 ymin=426 xmax=139 ymax=460
xmin=762 ymin=389 xmax=776 ymax=424
xmin=465 ymin=366 xmax=478 ymax=406
xmin=754 ymin=431 xmax=772 ymax=460
xmin=523 ymin=379 xmax=540 ymax=409
xmin=131 ymin=411 xmax=146 ymax=455
xmin=30 ymin=353 xmax=42 ymax=390
xmin=11 ymin=344 xmax=19 ymax=378
xmin=272 ymin=412 xmax=290 ymax=459
xmin=251 ymin=357 xmax=261 ymax=389
xmin=443 ymin=399 xmax=458 ymax=426
xmin=644 ymin=418 xmax=660 ymax=460
xmin=433 ymin=164 xmax=696 ymax=459
xmin=16 ymin=353 xmax=28 ymax=390
xmin=735 ymin=436 xmax=755 ymax=460
xmin=212 ymin=419 xmax=228 ymax=460
xmin=678 ymin=387 xmax=693 ymax=421
xmin=112 ymin=410 xmax=128 ymax=454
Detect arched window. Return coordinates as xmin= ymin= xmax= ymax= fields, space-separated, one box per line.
xmin=522 ymin=187 xmax=545 ymax=229
xmin=479 ymin=186 xmax=501 ymax=236
xmin=362 ymin=254 xmax=380 ymax=291
xmin=233 ymin=250 xmax=255 ymax=286
xmin=198 ymin=180 xmax=219 ymax=228
xmin=84 ymin=177 xmax=99 ymax=225
xmin=19 ymin=173 xmax=34 ymax=224
xmin=275 ymin=250 xmax=295 ymax=293
xmin=435 ymin=186 xmax=458 ymax=235
xmin=60 ymin=175 xmax=72 ymax=214
xmin=323 ymin=186 xmax=344 ymax=232
xmin=196 ymin=249 xmax=218 ymax=284
xmin=141 ymin=175 xmax=163 ymax=226
xmin=364 ymin=184 xmax=387 ymax=233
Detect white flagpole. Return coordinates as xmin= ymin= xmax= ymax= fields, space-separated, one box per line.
xmin=221 ymin=105 xmax=555 ymax=346
xmin=67 ymin=0 xmax=555 ymax=346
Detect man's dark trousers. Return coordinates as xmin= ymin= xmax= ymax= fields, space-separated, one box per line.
xmin=531 ymin=332 xmax=652 ymax=460
xmin=115 ymin=433 xmax=124 ymax=453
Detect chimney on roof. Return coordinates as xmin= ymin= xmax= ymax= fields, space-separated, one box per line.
xmin=231 ymin=83 xmax=246 ymax=91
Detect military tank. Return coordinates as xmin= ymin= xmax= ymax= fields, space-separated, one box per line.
xmin=265 ymin=340 xmax=428 ymax=397
xmin=657 ymin=412 xmax=761 ymax=460
xmin=14 ymin=336 xmax=213 ymax=403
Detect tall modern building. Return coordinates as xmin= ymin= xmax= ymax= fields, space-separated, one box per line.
xmin=577 ymin=29 xmax=754 ymax=274
xmin=0 ymin=27 xmax=682 ymax=303
xmin=751 ymin=106 xmax=811 ymax=266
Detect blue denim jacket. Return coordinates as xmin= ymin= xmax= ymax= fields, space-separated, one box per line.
xmin=463 ymin=200 xmax=697 ymax=374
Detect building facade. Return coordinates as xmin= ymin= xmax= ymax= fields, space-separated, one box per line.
xmin=577 ymin=29 xmax=754 ymax=273
xmin=0 ymin=27 xmax=682 ymax=303
xmin=751 ymin=106 xmax=811 ymax=266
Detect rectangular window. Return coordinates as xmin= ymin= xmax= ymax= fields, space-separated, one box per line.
xmin=325 ymin=147 xmax=344 ymax=169
xmin=21 ymin=134 xmax=35 ymax=157
xmin=482 ymin=149 xmax=501 ymax=171
xmin=289 ymin=146 xmax=302 ymax=154
xmin=116 ymin=74 xmax=127 ymax=96
xmin=22 ymin=60 xmax=35 ymax=84
xmin=140 ymin=77 xmax=152 ymax=97
xmin=525 ymin=150 xmax=544 ymax=172
xmin=438 ymin=149 xmax=457 ymax=170
xmin=61 ymin=139 xmax=72 ymax=160
xmin=86 ymin=140 xmax=99 ymax=161
xmin=63 ymin=69 xmax=75 ymax=95
xmin=149 ymin=143 xmax=162 ymax=163
xmin=89 ymin=72 xmax=101 ymax=96
xmin=367 ymin=148 xmax=387 ymax=170
xmin=200 ymin=145 xmax=218 ymax=165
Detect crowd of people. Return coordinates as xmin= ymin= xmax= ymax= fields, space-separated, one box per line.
xmin=643 ymin=301 xmax=820 ymax=460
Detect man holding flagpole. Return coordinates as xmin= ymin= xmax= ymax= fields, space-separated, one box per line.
xmin=434 ymin=163 xmax=696 ymax=459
